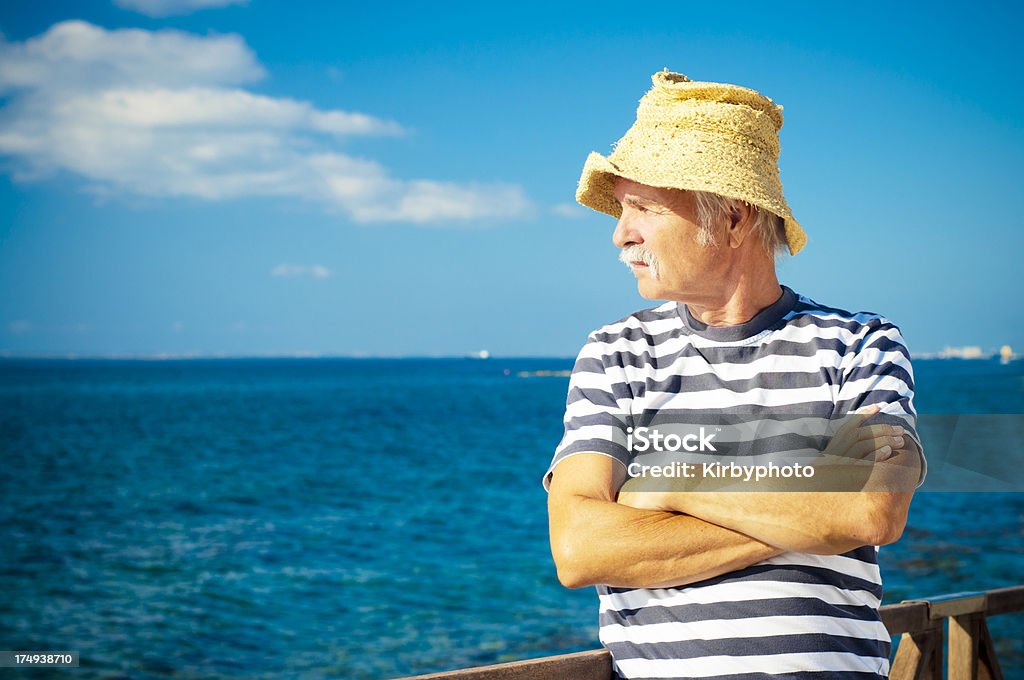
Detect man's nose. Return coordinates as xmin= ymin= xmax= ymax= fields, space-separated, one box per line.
xmin=613 ymin=214 xmax=641 ymax=249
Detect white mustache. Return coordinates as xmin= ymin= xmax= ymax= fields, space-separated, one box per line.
xmin=619 ymin=245 xmax=659 ymax=279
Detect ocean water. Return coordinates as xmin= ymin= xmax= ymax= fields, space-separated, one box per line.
xmin=0 ymin=357 xmax=1022 ymax=678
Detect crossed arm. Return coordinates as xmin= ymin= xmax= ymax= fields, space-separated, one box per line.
xmin=548 ymin=452 xmax=783 ymax=589
xmin=547 ymin=428 xmax=922 ymax=590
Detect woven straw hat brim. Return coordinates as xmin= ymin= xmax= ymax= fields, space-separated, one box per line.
xmin=576 ymin=152 xmax=807 ymax=256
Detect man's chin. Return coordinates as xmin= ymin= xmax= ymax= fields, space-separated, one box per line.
xmin=636 ymin=281 xmax=662 ymax=300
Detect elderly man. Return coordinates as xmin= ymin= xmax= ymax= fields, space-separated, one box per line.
xmin=544 ymin=71 xmax=927 ymax=679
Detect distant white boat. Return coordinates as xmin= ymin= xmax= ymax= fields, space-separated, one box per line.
xmin=1000 ymin=345 xmax=1015 ymax=364
xmin=517 ymin=369 xmax=572 ymax=378
xmin=472 ymin=350 xmax=490 ymax=359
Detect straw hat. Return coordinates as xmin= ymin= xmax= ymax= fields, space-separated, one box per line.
xmin=576 ymin=70 xmax=807 ymax=256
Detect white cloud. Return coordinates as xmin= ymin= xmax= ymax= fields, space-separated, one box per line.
xmin=0 ymin=20 xmax=264 ymax=91
xmin=72 ymin=88 xmax=401 ymax=135
xmin=8 ymin=319 xmax=32 ymax=334
xmin=0 ymin=21 xmax=530 ymax=224
xmin=114 ymin=0 xmax=248 ymax=18
xmin=552 ymin=203 xmax=586 ymax=218
xmin=271 ymin=263 xmax=333 ymax=279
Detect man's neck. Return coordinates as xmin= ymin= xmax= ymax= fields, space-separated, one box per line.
xmin=684 ymin=276 xmax=784 ymax=328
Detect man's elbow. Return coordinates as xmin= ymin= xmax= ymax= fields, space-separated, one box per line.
xmin=551 ymin=535 xmax=598 ymax=589
xmin=549 ymin=489 xmax=613 ymax=589
xmin=873 ymin=508 xmax=909 ymax=546
xmin=858 ymin=493 xmax=912 ymax=546
xmin=555 ymin=559 xmax=592 ymax=589
xmin=860 ymin=515 xmax=906 ymax=547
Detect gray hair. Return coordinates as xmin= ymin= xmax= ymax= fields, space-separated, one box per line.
xmin=691 ymin=191 xmax=788 ymax=258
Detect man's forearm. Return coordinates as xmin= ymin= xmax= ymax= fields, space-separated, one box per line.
xmin=647 ymin=490 xmax=869 ymax=554
xmin=549 ymin=493 xmax=782 ymax=589
xmin=619 ymin=451 xmax=921 ymax=553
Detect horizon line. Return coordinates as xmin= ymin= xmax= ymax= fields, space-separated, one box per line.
xmin=0 ymin=351 xmax=1016 ymax=362
xmin=0 ymin=351 xmax=578 ymax=361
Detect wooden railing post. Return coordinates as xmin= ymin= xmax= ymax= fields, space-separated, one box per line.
xmin=948 ymin=613 xmax=1004 ymax=680
xmin=899 ymin=589 xmax=1011 ymax=680
xmin=890 ymin=620 xmax=943 ymax=680
xmin=948 ymin=613 xmax=980 ymax=680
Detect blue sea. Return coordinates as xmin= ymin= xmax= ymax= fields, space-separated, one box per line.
xmin=1 ymin=357 xmax=1022 ymax=678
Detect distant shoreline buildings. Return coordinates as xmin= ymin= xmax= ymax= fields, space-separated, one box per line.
xmin=911 ymin=344 xmax=1017 ymax=363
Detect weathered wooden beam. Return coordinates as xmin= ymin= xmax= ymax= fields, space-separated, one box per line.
xmin=882 ymin=601 xmax=931 ymax=634
xmin=927 ymin=592 xmax=988 ymax=619
xmin=401 ymin=649 xmax=612 ymax=680
xmin=985 ymin=584 xmax=1024 ymax=617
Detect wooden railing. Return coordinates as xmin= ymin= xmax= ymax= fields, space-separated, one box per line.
xmin=885 ymin=585 xmax=1022 ymax=680
xmin=401 ymin=585 xmax=1024 ymax=680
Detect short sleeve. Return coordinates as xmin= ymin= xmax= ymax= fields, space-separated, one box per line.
xmin=834 ymin=317 xmax=927 ymax=488
xmin=542 ymin=333 xmax=633 ymax=492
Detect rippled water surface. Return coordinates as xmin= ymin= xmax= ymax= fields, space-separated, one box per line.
xmin=1 ymin=357 xmax=1022 ymax=678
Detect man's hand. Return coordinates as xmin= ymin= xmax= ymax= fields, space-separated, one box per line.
xmin=823 ymin=404 xmax=905 ymax=464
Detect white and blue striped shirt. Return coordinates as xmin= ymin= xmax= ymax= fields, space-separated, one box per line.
xmin=545 ymin=285 xmax=926 ymax=680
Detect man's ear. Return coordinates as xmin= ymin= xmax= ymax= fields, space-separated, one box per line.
xmin=727 ymin=202 xmax=757 ymax=248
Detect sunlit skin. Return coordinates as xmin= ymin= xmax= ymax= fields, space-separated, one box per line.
xmin=612 ymin=177 xmax=783 ymax=327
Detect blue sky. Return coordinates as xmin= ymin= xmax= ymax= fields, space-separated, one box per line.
xmin=0 ymin=0 xmax=1021 ymax=357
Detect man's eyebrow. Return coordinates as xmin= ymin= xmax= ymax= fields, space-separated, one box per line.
xmin=621 ymin=195 xmax=667 ymax=211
